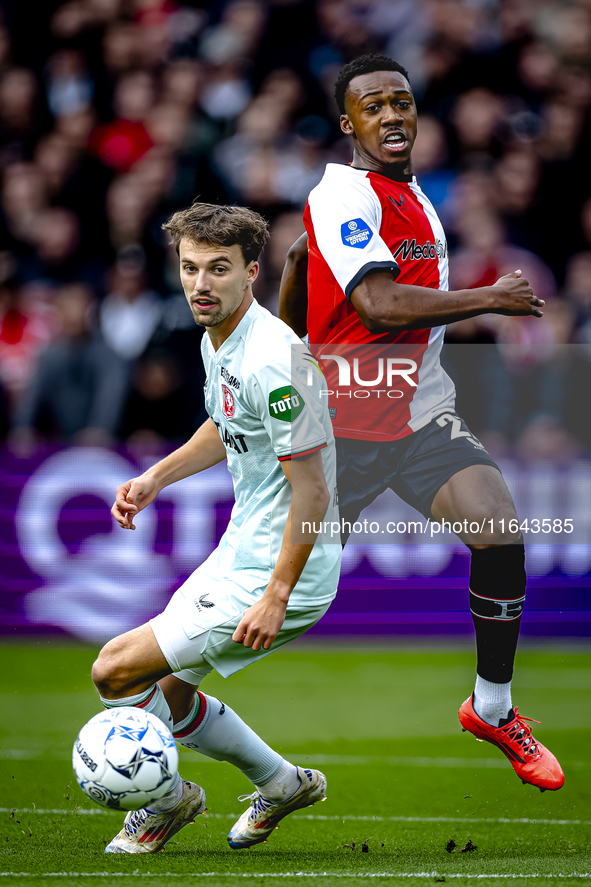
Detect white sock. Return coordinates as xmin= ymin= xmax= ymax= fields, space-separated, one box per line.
xmin=256 ymin=759 xmax=301 ymax=801
xmin=100 ymin=683 xmax=173 ymax=730
xmin=100 ymin=686 xmax=187 ymax=812
xmin=145 ymin=774 xmax=183 ymax=813
xmin=473 ymin=675 xmax=512 ymax=726
xmin=172 ymin=692 xmax=285 ymax=786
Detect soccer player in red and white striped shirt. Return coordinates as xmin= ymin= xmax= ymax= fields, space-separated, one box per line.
xmin=280 ymin=54 xmax=564 ymax=792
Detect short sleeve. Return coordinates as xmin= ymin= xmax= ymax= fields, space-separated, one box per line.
xmin=307 ymin=168 xmax=400 ymax=298
xmin=247 ymin=357 xmax=328 ymax=462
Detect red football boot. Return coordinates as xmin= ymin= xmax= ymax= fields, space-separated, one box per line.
xmin=458 ymin=694 xmax=564 ymax=791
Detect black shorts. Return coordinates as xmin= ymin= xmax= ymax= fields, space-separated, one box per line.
xmin=336 ymin=411 xmax=499 ymax=540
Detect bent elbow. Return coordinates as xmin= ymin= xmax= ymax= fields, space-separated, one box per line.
xmin=305 ymin=479 xmax=330 ymax=517
xmin=362 ymin=313 xmax=387 ymax=333
xmin=286 ymin=234 xmax=308 ymax=265
xmin=316 ymin=484 xmax=330 ymax=518
xmin=360 ymin=311 xmax=405 ymax=333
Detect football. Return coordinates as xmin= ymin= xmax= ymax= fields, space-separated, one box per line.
xmin=72 ymin=707 xmax=179 ymax=810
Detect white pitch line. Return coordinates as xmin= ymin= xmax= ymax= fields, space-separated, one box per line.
xmin=3 ymin=750 xmax=586 ymax=770
xmin=290 ymin=815 xmax=591 ymax=826
xmin=0 ymin=808 xmax=115 ymax=816
xmin=0 ymin=809 xmax=588 ymax=826
xmin=1 ymin=873 xmax=591 ymax=880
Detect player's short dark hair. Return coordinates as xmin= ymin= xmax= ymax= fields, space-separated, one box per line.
xmin=334 ymin=54 xmax=411 ymax=115
xmin=162 ymin=202 xmax=270 ymax=264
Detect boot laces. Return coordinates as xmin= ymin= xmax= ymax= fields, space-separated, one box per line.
xmin=502 ymin=706 xmax=542 ymax=758
xmin=124 ymin=807 xmax=152 ymax=836
xmin=237 ymin=791 xmax=274 ymax=820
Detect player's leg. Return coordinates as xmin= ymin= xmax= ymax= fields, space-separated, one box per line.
xmin=150 ymin=599 xmax=330 ymax=849
xmin=158 ymin=672 xmax=302 ymax=800
xmin=393 ymin=415 xmax=564 ymax=790
xmin=92 ymin=623 xmax=174 ymax=725
xmin=161 ymin=668 xmax=325 ymax=849
xmin=431 ymin=462 xmax=564 ymax=790
xmin=335 ymin=437 xmax=391 ymax=544
xmin=91 ymin=614 xmax=307 ymax=852
xmin=431 ymin=463 xmax=523 ymax=725
xmin=92 ymin=624 xmax=207 ymax=854
xmin=91 ymin=602 xmax=300 ymax=797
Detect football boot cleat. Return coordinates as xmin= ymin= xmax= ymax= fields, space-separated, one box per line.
xmin=459 ymin=694 xmax=564 ymax=791
xmin=104 ymin=780 xmax=206 ymax=853
xmin=228 ymin=767 xmax=327 ymax=849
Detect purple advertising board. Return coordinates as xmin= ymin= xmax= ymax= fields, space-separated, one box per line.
xmin=1 ymin=445 xmax=590 ymax=643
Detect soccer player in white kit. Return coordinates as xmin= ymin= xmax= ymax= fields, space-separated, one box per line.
xmin=91 ymin=202 xmax=341 ymax=854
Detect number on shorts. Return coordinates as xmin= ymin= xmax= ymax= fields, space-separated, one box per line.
xmin=436 ymin=413 xmax=479 ymax=445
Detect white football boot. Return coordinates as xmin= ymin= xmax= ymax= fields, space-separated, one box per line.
xmin=227 ymin=767 xmax=327 ymax=849
xmin=104 ymin=780 xmax=206 ymax=853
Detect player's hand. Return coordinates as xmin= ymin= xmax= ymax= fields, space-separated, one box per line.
xmin=111 ymin=474 xmax=161 ymax=530
xmin=232 ymin=595 xmax=288 ymax=652
xmin=491 ymin=270 xmax=544 ymax=317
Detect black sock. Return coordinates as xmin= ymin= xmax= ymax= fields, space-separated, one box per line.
xmin=469 ymin=544 xmax=526 ymax=683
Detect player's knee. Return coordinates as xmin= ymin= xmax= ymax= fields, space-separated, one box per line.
xmin=479 ymin=521 xmax=521 ymax=547
xmin=92 ymin=639 xmax=132 ymax=697
xmin=464 ymin=508 xmax=522 ymax=546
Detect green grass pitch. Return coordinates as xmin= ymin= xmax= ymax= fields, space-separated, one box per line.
xmin=0 ymin=640 xmax=590 ymax=887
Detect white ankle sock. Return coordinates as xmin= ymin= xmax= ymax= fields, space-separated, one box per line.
xmin=256 ymin=759 xmax=301 ymax=801
xmin=473 ymin=675 xmax=512 ymax=726
xmin=172 ymin=692 xmax=284 ymax=786
xmin=99 ymin=683 xmax=173 ymax=730
xmin=145 ymin=774 xmax=183 ymax=813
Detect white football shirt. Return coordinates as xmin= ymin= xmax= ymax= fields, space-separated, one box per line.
xmin=195 ymin=299 xmax=340 ymax=609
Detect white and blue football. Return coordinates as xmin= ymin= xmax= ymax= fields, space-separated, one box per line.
xmin=72 ymin=707 xmax=179 ymax=810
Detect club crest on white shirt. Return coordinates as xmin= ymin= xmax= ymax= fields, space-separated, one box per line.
xmin=222 ymin=384 xmax=235 ymax=419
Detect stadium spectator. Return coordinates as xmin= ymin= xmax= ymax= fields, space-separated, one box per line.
xmin=44 ymin=49 xmax=95 ymax=120
xmin=119 ymin=348 xmax=197 ymax=445
xmin=564 ymin=251 xmax=591 ymax=344
xmin=89 ymin=71 xmax=154 ymax=173
xmin=411 ymin=114 xmax=455 ymax=219
xmin=0 ymin=272 xmax=56 ymax=412
xmin=261 ymin=211 xmax=306 ymax=314
xmin=0 ymin=67 xmax=43 ymax=158
xmin=13 ymin=282 xmax=127 ymax=446
xmin=448 ymin=209 xmax=557 ymax=345
xmin=1 ymin=163 xmax=47 ymax=247
xmin=99 ymin=244 xmax=163 ymax=361
xmin=22 ymin=206 xmax=101 ymax=289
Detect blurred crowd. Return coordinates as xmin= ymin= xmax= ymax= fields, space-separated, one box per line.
xmin=0 ymin=0 xmax=590 ymax=457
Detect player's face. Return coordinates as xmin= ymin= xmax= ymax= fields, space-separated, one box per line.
xmin=179 ymin=239 xmax=258 ymax=332
xmin=341 ymin=71 xmax=417 ymax=177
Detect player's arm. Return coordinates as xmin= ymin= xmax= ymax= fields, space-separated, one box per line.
xmin=278 ymin=233 xmax=309 ymax=337
xmin=232 ymin=450 xmax=330 ymax=652
xmin=308 ymin=176 xmax=544 ymax=331
xmin=350 ymin=269 xmax=544 ymax=332
xmin=112 ymin=418 xmax=226 ymax=529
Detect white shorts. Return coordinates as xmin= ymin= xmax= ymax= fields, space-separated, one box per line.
xmin=149 ymin=571 xmax=330 ymax=683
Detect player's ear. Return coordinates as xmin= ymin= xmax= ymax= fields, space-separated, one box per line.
xmin=246 ymin=260 xmax=259 ymax=285
xmin=340 ymin=114 xmax=355 ymax=137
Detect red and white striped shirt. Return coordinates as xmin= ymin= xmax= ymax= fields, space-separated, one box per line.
xmin=304 ymin=163 xmax=456 ymax=441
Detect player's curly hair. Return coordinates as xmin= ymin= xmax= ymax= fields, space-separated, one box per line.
xmin=163 ymin=202 xmax=270 ymax=264
xmin=334 ymin=54 xmax=411 ymax=115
